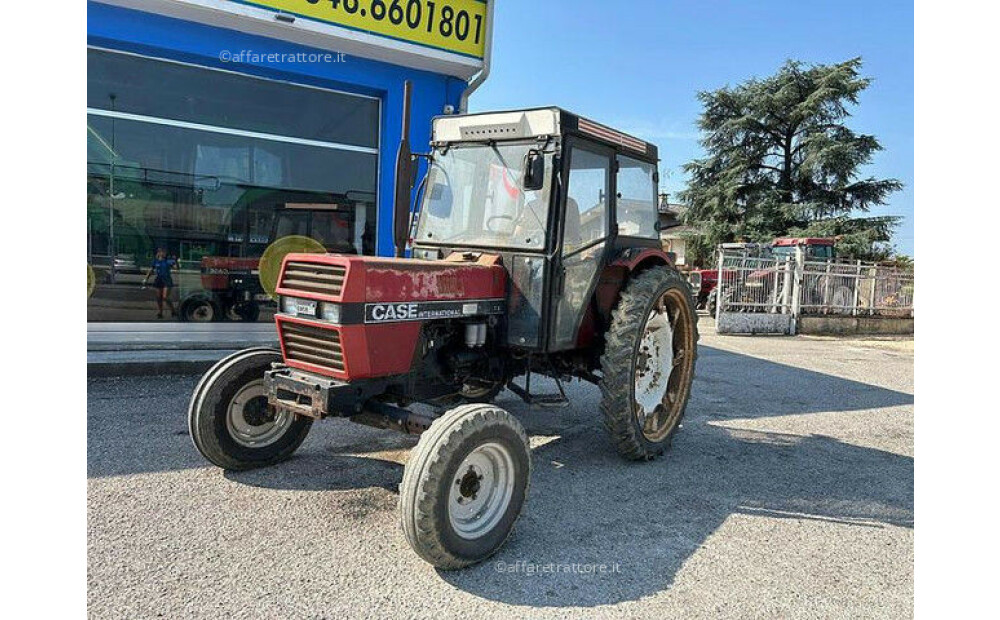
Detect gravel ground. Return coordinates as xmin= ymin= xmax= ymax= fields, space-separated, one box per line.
xmin=88 ymin=323 xmax=913 ymax=618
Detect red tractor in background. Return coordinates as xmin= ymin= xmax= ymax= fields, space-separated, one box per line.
xmin=180 ymin=203 xmax=363 ymax=323
xmin=189 ymin=90 xmax=699 ymax=569
xmin=692 ymin=237 xmax=836 ymax=315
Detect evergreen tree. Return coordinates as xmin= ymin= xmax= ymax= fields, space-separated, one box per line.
xmin=679 ymin=58 xmax=902 ymax=261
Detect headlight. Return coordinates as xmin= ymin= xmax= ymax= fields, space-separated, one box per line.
xmin=280 ymin=296 xmax=297 ymax=315
xmin=318 ymin=302 xmax=341 ymax=323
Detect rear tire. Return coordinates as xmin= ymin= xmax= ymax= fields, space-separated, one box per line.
xmin=599 ymin=267 xmax=698 ymax=461
xmin=400 ymin=404 xmax=531 ymax=569
xmin=189 ymin=348 xmax=312 ymax=470
xmin=181 ymin=298 xmax=217 ymax=323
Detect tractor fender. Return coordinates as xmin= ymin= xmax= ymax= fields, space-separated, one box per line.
xmin=586 ymin=248 xmax=676 ymax=337
xmin=607 ymin=247 xmax=675 ymax=273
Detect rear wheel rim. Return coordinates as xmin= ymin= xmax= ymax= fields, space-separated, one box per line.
xmin=448 ymin=442 xmax=515 ymax=540
xmin=191 ymin=303 xmax=214 ymax=322
xmin=633 ymin=288 xmax=696 ymax=442
xmin=226 ymin=379 xmax=292 ymax=448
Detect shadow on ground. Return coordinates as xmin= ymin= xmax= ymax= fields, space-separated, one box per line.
xmin=87 ymin=345 xmax=913 ymax=607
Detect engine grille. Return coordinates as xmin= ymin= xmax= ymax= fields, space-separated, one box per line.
xmin=280 ymin=261 xmax=346 ymax=297
xmin=280 ymin=320 xmax=345 ymax=373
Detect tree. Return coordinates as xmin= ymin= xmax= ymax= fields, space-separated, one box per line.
xmin=679 ymin=58 xmax=902 ymax=262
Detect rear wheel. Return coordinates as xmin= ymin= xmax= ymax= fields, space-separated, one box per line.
xmin=181 ymin=298 xmax=217 ymax=323
xmin=189 ymin=348 xmax=312 ymax=470
xmin=400 ymin=404 xmax=531 ymax=569
xmin=599 ymin=268 xmax=698 ymax=460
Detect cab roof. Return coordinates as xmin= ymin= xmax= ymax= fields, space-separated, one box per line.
xmin=431 ymin=107 xmax=658 ymax=162
xmin=772 ymin=237 xmax=835 ymax=247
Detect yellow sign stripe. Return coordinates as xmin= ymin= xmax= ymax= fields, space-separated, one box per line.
xmin=240 ymin=0 xmax=488 ymax=59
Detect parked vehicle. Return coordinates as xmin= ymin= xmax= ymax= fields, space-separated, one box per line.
xmin=179 ymin=206 xmax=357 ymax=322
xmin=189 ymin=94 xmax=699 ymax=569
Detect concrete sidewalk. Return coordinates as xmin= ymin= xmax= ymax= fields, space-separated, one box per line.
xmin=87 ymin=323 xmax=278 ymax=377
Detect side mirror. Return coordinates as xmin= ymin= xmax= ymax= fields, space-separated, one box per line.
xmin=522 ymin=149 xmax=544 ymax=191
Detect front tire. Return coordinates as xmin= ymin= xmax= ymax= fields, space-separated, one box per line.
xmin=599 ymin=268 xmax=698 ymax=460
xmin=400 ymin=404 xmax=531 ymax=570
xmin=189 ymin=348 xmax=312 ymax=470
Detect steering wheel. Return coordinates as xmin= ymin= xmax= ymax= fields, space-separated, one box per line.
xmin=486 ymin=214 xmax=514 ymax=232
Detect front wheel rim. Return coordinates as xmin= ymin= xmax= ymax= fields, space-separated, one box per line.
xmin=448 ymin=442 xmax=515 ymax=540
xmin=633 ymin=288 xmax=695 ymax=442
xmin=226 ymin=379 xmax=292 ymax=448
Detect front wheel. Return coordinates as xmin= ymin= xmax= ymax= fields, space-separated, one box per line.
xmin=599 ymin=268 xmax=699 ymax=460
xmin=400 ymin=404 xmax=531 ymax=570
xmin=188 ymin=348 xmax=312 ymax=470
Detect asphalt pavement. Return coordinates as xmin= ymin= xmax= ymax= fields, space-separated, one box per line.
xmin=87 ymin=325 xmax=913 ymax=618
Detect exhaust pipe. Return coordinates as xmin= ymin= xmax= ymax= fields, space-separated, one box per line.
xmin=393 ymin=80 xmax=414 ymax=258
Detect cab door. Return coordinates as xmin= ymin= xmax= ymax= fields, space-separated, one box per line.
xmin=549 ymin=138 xmax=614 ymax=350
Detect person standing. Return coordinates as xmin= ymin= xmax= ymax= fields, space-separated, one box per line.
xmin=143 ymin=248 xmax=178 ymax=319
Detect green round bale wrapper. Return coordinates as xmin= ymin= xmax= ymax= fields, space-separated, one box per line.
xmin=258 ymin=235 xmax=327 ymax=300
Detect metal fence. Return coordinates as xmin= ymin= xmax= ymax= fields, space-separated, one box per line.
xmin=715 ymin=250 xmax=914 ymax=333
xmin=716 ymin=254 xmax=794 ymax=314
xmin=798 ymin=261 xmax=914 ymax=317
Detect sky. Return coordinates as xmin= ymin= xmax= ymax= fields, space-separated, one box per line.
xmin=470 ymin=0 xmax=914 ymax=256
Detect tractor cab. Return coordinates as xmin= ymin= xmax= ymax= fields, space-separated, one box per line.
xmin=410 ymin=108 xmax=664 ymax=353
xmin=771 ymin=237 xmax=835 ymax=261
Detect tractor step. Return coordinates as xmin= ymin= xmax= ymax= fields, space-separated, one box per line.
xmin=506 ymin=373 xmax=570 ymax=408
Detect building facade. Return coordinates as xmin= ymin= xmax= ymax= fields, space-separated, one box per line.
xmin=87 ymin=0 xmax=492 ymax=323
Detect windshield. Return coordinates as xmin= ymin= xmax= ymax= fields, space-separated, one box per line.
xmin=415 ymin=142 xmax=552 ymax=250
xmin=773 ymin=244 xmax=834 ymax=260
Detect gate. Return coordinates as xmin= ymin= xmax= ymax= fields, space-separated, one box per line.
xmin=714 ymin=253 xmax=795 ymax=335
xmin=714 ymin=250 xmax=915 ymax=335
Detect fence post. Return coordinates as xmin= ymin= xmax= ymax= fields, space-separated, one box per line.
xmin=715 ymin=247 xmax=724 ymax=324
xmin=790 ymin=247 xmax=803 ymax=322
xmin=769 ymin=261 xmax=780 ymax=313
xmin=869 ymin=266 xmax=878 ymax=316
xmin=852 ymin=259 xmax=862 ymax=316
xmin=781 ymin=256 xmax=793 ymax=315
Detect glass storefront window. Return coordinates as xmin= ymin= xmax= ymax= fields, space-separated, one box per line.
xmin=86 ymin=49 xmax=380 ymax=323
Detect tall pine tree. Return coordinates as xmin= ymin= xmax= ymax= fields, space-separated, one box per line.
xmin=679 ymin=58 xmax=902 ymax=262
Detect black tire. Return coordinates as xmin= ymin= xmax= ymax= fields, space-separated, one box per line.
xmin=599 ymin=267 xmax=699 ymax=461
xmin=226 ymin=300 xmax=260 ymax=322
xmin=189 ymin=348 xmax=312 ymax=470
xmin=181 ymin=298 xmax=217 ymax=323
xmin=400 ymin=404 xmax=531 ymax=570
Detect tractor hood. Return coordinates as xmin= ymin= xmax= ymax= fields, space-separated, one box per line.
xmin=275 ymin=252 xmax=507 ymax=305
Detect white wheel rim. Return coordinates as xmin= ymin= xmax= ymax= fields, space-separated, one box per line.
xmin=226 ymin=379 xmax=292 ymax=448
xmin=634 ymin=306 xmax=675 ymax=418
xmin=192 ymin=304 xmax=214 ymax=322
xmin=448 ymin=442 xmax=515 ymax=540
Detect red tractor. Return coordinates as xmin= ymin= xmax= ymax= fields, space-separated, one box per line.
xmin=189 ymin=94 xmax=699 ymax=569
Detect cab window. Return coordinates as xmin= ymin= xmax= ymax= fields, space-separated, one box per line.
xmin=616 ymin=156 xmax=659 ymax=239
